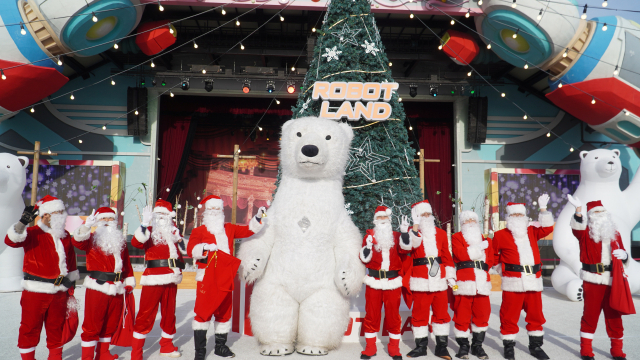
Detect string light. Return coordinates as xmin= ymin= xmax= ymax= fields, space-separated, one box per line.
xmin=169 ymin=27 xmax=174 ymax=34
xmin=563 ymin=48 xmax=568 ymax=57
xmin=79 ymin=139 xmax=83 ymax=143
xmin=591 ymin=97 xmax=596 ymax=104
xmin=467 ymin=71 xmax=472 ymax=76
xmin=57 ymin=56 xmax=62 ymax=66
xmin=30 ymin=107 xmax=34 ymax=113
xmin=438 ymin=44 xmax=443 ymax=50
xmin=417 ymin=151 xmax=421 ymax=156
xmin=388 ymin=62 xmax=393 ymax=66
xmin=570 ymin=147 xmax=574 ymax=152
xmin=1 ymin=69 xmax=6 ymax=80
xmin=614 ymin=65 xmax=619 ymax=75
xmin=70 ymin=93 xmax=74 ymax=100
xmin=280 ymin=15 xmax=284 ymax=22
xmin=558 ymin=82 xmax=563 ymax=88
xmin=158 ymin=0 xmax=164 ymax=11
xmin=465 ymin=9 xmax=470 ymax=18
xmin=258 ymin=126 xmax=263 ymax=131
xmin=240 ymin=43 xmax=245 ymax=50
xmin=113 ymin=42 xmax=119 ymax=50
xmin=202 ymin=69 xmax=207 ymax=74
xmin=409 ymin=125 xmax=413 ymax=130
xmin=134 ymin=110 xmax=139 ymax=115
xmin=221 ymin=7 xmax=226 ymax=15
xmin=450 ymin=19 xmax=455 ymax=25
xmin=513 ymin=29 xmax=519 ymax=39
xmin=236 ymin=20 xmax=240 ymax=26
xmin=92 ymin=12 xmax=98 ymax=22
xmin=582 ymin=4 xmax=588 ymax=19
xmin=111 ymin=78 xmax=115 ymax=85
xmin=48 ymin=149 xmax=52 ymax=154
xmin=602 ymin=0 xmax=608 ymax=8
xmin=602 ymin=23 xmax=608 ymax=31
xmin=398 ymin=97 xmax=402 ymax=102
xmin=102 ymin=125 xmax=106 ymax=130
xmin=20 ymin=22 xmax=26 ymax=35
xmin=547 ymin=132 xmax=551 ymax=137
xmin=523 ymin=114 xmax=528 ymax=119
xmin=275 ymin=99 xmax=281 ymax=105
xmin=625 ymin=111 xmax=630 ymax=116
xmin=150 ymin=61 xmax=155 ymax=68
xmin=478 ymin=0 xmax=483 ymax=4
xmin=512 ymin=0 xmax=517 ymax=8
xmin=312 ymin=27 xmax=316 ymax=32
xmin=410 ymin=14 xmax=414 ymax=19
xmin=501 ymin=93 xmax=506 ymax=97
xmin=487 ymin=42 xmax=492 ymax=49
xmin=524 ymin=62 xmax=529 ymax=69
xmin=170 ymin=91 xmax=174 ymax=97
xmin=537 ymin=9 xmax=542 ymax=21
xmin=193 ymin=41 xmax=198 ymax=48
xmin=291 ymin=66 xmax=296 ymax=71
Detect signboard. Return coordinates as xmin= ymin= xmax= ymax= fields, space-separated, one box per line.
xmin=312 ymin=81 xmax=399 ymax=121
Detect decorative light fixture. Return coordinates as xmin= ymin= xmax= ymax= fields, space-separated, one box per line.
xmin=169 ymin=27 xmax=174 ymax=34
xmin=291 ymin=66 xmax=296 ymax=72
xmin=1 ymin=69 xmax=5 ymax=80
xmin=537 ymin=9 xmax=543 ymax=21
xmin=236 ymin=20 xmax=240 ymax=26
xmin=602 ymin=0 xmax=608 ymax=8
xmin=438 ymin=44 xmax=443 ymax=50
xmin=312 ymin=27 xmax=316 ymax=32
xmin=48 ymin=149 xmax=52 ymax=154
xmin=134 ymin=110 xmax=139 ymax=115
xmin=102 ymin=125 xmax=106 ymax=130
xmin=193 ymin=41 xmax=198 ymax=48
xmin=591 ymin=97 xmax=596 ymax=104
xmin=57 ymin=56 xmax=62 ymax=66
xmin=513 ymin=29 xmax=519 ymax=39
xmin=563 ymin=48 xmax=568 ymax=57
xmin=181 ymin=78 xmax=190 ymax=91
xmin=266 ymin=80 xmax=275 ymax=93
xmin=582 ymin=4 xmax=588 ymax=19
xmin=409 ymin=125 xmax=413 ymax=131
xmin=523 ymin=114 xmax=528 ymax=119
xmin=222 ymin=7 xmax=226 ymax=15
xmin=450 ymin=19 xmax=455 ymax=25
xmin=524 ymin=62 xmax=528 ymax=69
xmin=30 ymin=107 xmax=34 ymax=113
xmin=111 ymin=78 xmax=115 ymax=85
xmin=158 ymin=0 xmax=164 ymax=11
xmin=398 ymin=97 xmax=403 ymax=102
xmin=570 ymin=147 xmax=574 ymax=152
xmin=202 ymin=69 xmax=206 ymax=74
xmin=547 ymin=132 xmax=551 ymax=137
xmin=258 ymin=126 xmax=263 ymax=131
xmin=275 ymin=99 xmax=281 ymax=105
xmin=287 ymin=81 xmax=296 ymax=94
xmin=242 ymin=80 xmax=251 ymax=93
xmin=467 ymin=71 xmax=472 ymax=76
xmin=478 ymin=0 xmax=483 ymax=4
xmin=602 ymin=23 xmax=608 ymax=31
xmin=92 ymin=12 xmax=98 ymax=22
xmin=113 ymin=42 xmax=119 ymax=49
xmin=466 ymin=10 xmax=470 ymax=18
xmin=388 ymin=62 xmax=393 ymax=67
xmin=170 ymin=91 xmax=174 ymax=97
xmin=487 ymin=42 xmax=492 ymax=49
xmin=501 ymin=93 xmax=506 ymax=97
xmin=204 ymin=79 xmax=214 ymax=92
xmin=20 ymin=22 xmax=26 ymax=35
xmin=614 ymin=65 xmax=619 ymax=76
xmin=70 ymin=93 xmax=74 ymax=100
xmin=410 ymin=14 xmax=414 ymax=19
xmin=409 ymin=84 xmax=418 ymax=97
xmin=150 ymin=61 xmax=155 ymax=68
xmin=558 ymin=82 xmax=563 ymax=88
xmin=240 ymin=43 xmax=245 ymax=50
xmin=280 ymin=15 xmax=284 ymax=22
xmin=512 ymin=0 xmax=517 ymax=8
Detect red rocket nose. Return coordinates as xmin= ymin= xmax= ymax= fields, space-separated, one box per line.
xmin=0 ymin=59 xmax=68 ymax=112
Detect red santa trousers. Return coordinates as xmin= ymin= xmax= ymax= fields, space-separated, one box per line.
xmin=453 ymin=295 xmax=490 ymax=336
xmin=581 ymin=281 xmax=623 ymax=339
xmin=18 ymin=290 xmax=68 ymax=351
xmin=362 ymin=286 xmax=402 ymax=335
xmin=193 ymin=281 xmax=233 ymax=329
xmin=500 ymin=291 xmax=545 ymax=339
xmin=133 ymin=284 xmax=177 ymax=336
xmin=81 ymin=289 xmax=124 ymax=344
xmin=411 ymin=290 xmax=450 ymax=332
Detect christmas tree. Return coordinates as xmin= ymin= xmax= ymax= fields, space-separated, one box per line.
xmin=291 ymin=0 xmax=422 ymax=231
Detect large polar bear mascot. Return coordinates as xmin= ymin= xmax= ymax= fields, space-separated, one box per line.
xmin=0 ymin=154 xmax=29 ymax=292
xmin=238 ymin=117 xmax=365 ymax=355
xmin=552 ymin=148 xmax=640 ymax=301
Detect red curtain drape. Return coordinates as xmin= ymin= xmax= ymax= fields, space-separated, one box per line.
xmin=418 ymin=123 xmax=454 ymax=225
xmin=158 ymin=118 xmax=193 ymax=200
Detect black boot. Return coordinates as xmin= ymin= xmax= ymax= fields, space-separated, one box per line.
xmin=434 ymin=336 xmax=452 ymax=360
xmin=470 ymin=332 xmax=489 ymax=359
xmin=455 ymin=338 xmax=470 ymax=359
xmin=503 ymin=340 xmax=515 ymax=360
xmin=214 ymin=333 xmax=235 ymax=358
xmin=528 ymin=336 xmax=549 ymax=360
xmin=407 ymin=337 xmax=428 ymax=358
xmin=194 ymin=330 xmax=207 ymax=360
xmin=581 ymin=356 xmax=595 ymax=360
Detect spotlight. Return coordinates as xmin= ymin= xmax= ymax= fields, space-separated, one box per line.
xmin=204 ymin=79 xmax=214 ymax=92
xmin=438 ymin=45 xmax=443 ymax=50
xmin=467 ymin=71 xmax=472 ymax=76
xmin=266 ymin=80 xmax=275 ymax=93
xmin=547 ymin=132 xmax=551 ymax=137
xmin=409 ymin=84 xmax=418 ymax=98
xmin=169 ymin=27 xmax=174 ymax=34
xmin=181 ymin=78 xmax=190 ymax=91
xmin=582 ymin=4 xmax=588 ymax=19
xmin=276 ymin=99 xmax=281 ymax=105
xmin=242 ymin=80 xmax=251 ymax=93
xmin=429 ymin=85 xmax=438 ymax=97
xmin=161 ymin=80 xmax=166 ymax=86
xmin=287 ymin=81 xmax=296 ymax=94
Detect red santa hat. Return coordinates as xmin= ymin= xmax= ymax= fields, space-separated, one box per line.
xmin=198 ymin=195 xmax=224 ymax=210
xmin=459 ymin=210 xmax=479 ymax=224
xmin=36 ymin=195 xmax=65 ymax=216
xmin=374 ymin=206 xmax=392 ymax=218
xmin=586 ymin=200 xmax=606 ymax=214
xmin=411 ymin=200 xmax=432 ymax=219
xmin=506 ymin=202 xmax=526 ymax=216
xmin=94 ymin=207 xmax=116 ymax=220
xmin=153 ymin=199 xmax=176 ymax=217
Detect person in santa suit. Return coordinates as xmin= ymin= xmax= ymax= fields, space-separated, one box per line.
xmin=4 ymin=195 xmax=80 ymax=360
xmin=567 ymin=196 xmax=630 ymax=360
xmin=72 ymin=207 xmax=135 ymax=360
xmin=187 ymin=195 xmax=266 ymax=359
xmin=406 ymin=200 xmax=456 ymax=360
xmin=359 ymin=206 xmax=411 ymax=360
xmin=492 ymin=195 xmax=553 ymax=360
xmin=131 ymin=200 xmax=185 ymax=359
xmin=450 ymin=210 xmax=493 ymax=360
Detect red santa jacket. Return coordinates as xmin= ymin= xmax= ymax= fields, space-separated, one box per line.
xmin=72 ymin=226 xmax=136 ymax=295
xmin=132 ymin=225 xmax=183 ymax=286
xmin=406 ymin=226 xmax=455 ymax=292
xmin=570 ymin=215 xmax=629 ymax=286
xmin=451 ymin=232 xmax=494 ymax=296
xmin=5 ymin=221 xmax=79 ymax=294
xmin=359 ymin=229 xmax=411 ymax=290
xmin=187 ymin=221 xmax=260 ymax=282
xmin=492 ymin=211 xmax=554 ymax=292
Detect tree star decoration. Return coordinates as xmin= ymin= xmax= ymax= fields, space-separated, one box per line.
xmin=378 ymin=195 xmax=413 ymax=224
xmin=361 ymin=40 xmax=379 ymax=55
xmin=331 ymin=23 xmax=361 ymax=47
xmin=346 ymin=137 xmax=390 ymax=182
xmin=322 ymin=46 xmax=342 ymax=62
xmin=299 ymin=98 xmax=312 ymax=114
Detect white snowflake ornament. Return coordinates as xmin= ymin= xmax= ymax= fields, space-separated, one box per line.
xmin=361 ymin=40 xmax=379 ymax=55
xmin=322 ymin=46 xmax=342 ymax=62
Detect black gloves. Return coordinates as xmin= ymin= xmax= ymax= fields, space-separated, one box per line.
xmin=20 ymin=205 xmax=38 ymax=225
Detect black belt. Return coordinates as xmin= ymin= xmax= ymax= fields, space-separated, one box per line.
xmin=413 ymin=256 xmax=441 ymax=267
xmin=456 ymin=260 xmax=489 ymax=272
xmin=197 ymin=258 xmax=207 ymax=265
xmin=582 ymin=263 xmax=611 ymax=274
xmin=368 ymin=269 xmax=400 ymax=279
xmin=504 ymin=263 xmax=541 ymax=275
xmin=24 ymin=273 xmax=74 ymax=288
xmin=89 ymin=271 xmax=123 ymax=284
xmin=147 ymin=258 xmax=185 ymax=270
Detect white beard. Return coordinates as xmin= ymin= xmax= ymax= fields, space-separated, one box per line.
xmin=588 ymin=211 xmax=617 ymax=243
xmin=93 ymin=221 xmax=125 ymax=256
xmin=49 ymin=213 xmax=68 ymax=239
xmin=373 ymin=219 xmax=394 ymax=252
xmin=506 ymin=215 xmax=529 ymax=239
xmin=461 ymin=222 xmax=482 ymax=246
xmin=418 ymin=215 xmax=436 ymax=240
xmin=203 ymin=209 xmax=225 ymax=234
xmin=151 ymin=214 xmax=177 ymax=245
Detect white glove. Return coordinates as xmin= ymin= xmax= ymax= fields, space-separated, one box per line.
xmin=84 ymin=209 xmax=97 ymax=228
xmin=538 ymin=194 xmax=550 ymax=210
xmin=479 ymin=240 xmax=489 ymax=250
xmin=141 ymin=205 xmax=153 ymax=227
xmin=447 ymin=278 xmax=456 ymax=287
xmin=203 ymin=243 xmax=218 ymax=252
xmin=365 ymin=235 xmax=374 ymax=249
xmin=411 ymin=211 xmax=421 ymax=225
xmin=613 ymin=249 xmax=628 ymax=261
xmin=567 ymin=194 xmax=582 ymax=209
xmin=172 ymin=227 xmax=181 ymax=237
xmin=400 ymin=215 xmax=410 ymax=233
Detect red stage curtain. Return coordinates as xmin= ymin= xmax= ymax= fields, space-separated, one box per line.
xmin=158 ymin=118 xmax=196 ymax=202
xmin=418 ymin=123 xmax=454 ymax=225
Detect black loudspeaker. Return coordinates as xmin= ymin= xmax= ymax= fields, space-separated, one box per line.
xmin=467 ymin=96 xmax=488 ymax=144
xmin=127 ymin=87 xmax=148 ymax=136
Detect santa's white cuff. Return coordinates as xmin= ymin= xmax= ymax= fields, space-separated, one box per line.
xmin=570 ymin=215 xmax=587 ymax=231
xmin=410 ymin=231 xmax=422 ymax=248
xmin=249 ymin=216 xmax=264 ymax=234
xmin=580 ymin=332 xmax=594 ymax=339
xmin=161 ymin=331 xmax=174 ymax=339
xmin=133 ymin=332 xmax=147 ymax=339
xmin=99 ymin=337 xmax=111 ymax=343
xmin=471 ymin=324 xmax=489 ymax=333
xmin=528 ymin=330 xmax=544 ymax=337
xmin=124 ymin=276 xmax=136 ymax=288
xmin=467 ymin=245 xmax=484 ymax=260
xmin=191 ymin=243 xmax=206 ymax=259
xmin=399 ymin=233 xmax=412 ymax=251
xmin=388 ymin=333 xmax=401 ymax=340
xmin=134 ymin=226 xmax=150 ymax=243
xmin=445 ymin=266 xmax=456 ymax=280
xmin=412 ymin=325 xmax=430 ymax=339
xmin=364 ymin=332 xmax=377 ymax=339
xmin=82 ymin=340 xmax=98 ymax=347
xmin=431 ymin=322 xmax=450 ymax=336
xmin=360 ymin=246 xmax=373 ymax=263
xmin=7 ymin=223 xmax=27 ymax=243
xmin=192 ymin=320 xmax=211 ymax=331
xmin=538 ymin=211 xmax=554 ymax=228
xmin=67 ymin=270 xmax=80 ymax=282
xmin=454 ymin=328 xmax=471 ymax=338
xmin=18 ymin=347 xmax=36 ymax=354
xmin=501 ymin=333 xmax=517 ymax=340
xmin=72 ymin=225 xmax=91 ymax=242
xmin=215 ymin=320 xmax=232 ymax=334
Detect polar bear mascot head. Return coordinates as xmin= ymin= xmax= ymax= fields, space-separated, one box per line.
xmin=279 ymin=117 xmax=354 ymax=180
xmin=579 ymin=148 xmax=621 ymax=184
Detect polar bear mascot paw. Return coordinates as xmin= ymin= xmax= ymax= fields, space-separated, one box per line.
xmin=238 ymin=117 xmax=365 ymax=355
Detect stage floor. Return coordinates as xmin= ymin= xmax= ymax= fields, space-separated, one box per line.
xmin=1 ymin=287 xmax=638 ymax=360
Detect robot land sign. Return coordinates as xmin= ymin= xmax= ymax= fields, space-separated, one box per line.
xmin=312 ymin=81 xmax=399 ymax=121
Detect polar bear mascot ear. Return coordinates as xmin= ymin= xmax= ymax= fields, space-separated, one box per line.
xmin=580 ymin=151 xmax=589 ymax=159
xmin=337 ymin=121 xmax=354 ymax=144
xmin=18 ymin=156 xmax=29 ymax=169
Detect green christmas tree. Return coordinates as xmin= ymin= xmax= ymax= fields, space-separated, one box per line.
xmin=291 ymin=0 xmax=423 ymax=231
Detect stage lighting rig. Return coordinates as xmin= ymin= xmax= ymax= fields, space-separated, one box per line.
xmin=266 ymin=80 xmax=275 ymax=93
xmin=430 ymin=85 xmax=438 ymax=97
xmin=409 ymin=84 xmax=418 ymax=98
xmin=242 ymin=80 xmax=251 ymax=93
xmin=287 ymin=81 xmax=296 ymax=94
xmin=204 ymin=79 xmax=214 ymax=92
xmin=181 ymin=78 xmax=190 ymax=91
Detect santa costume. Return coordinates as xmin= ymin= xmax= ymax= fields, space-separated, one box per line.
xmin=406 ymin=200 xmax=455 ymax=359
xmin=4 ymin=195 xmax=79 ymax=360
xmin=492 ymin=197 xmax=554 ymax=360
xmin=187 ymin=195 xmax=265 ymax=359
xmin=72 ymin=207 xmax=135 ymax=360
xmin=570 ymin=199 xmax=630 ymax=360
xmin=359 ymin=206 xmax=411 ymax=360
xmin=451 ymin=210 xmax=493 ymax=360
xmin=131 ymin=200 xmax=185 ymax=359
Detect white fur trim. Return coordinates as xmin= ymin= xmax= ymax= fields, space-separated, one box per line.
xmin=410 ymin=276 xmax=447 ymax=292
xmin=431 ymin=322 xmax=450 ymax=336
xmin=38 ymin=222 xmax=69 ymax=277
xmin=140 ymin=272 xmax=183 ymax=286
xmin=195 ymin=268 xmax=205 ymax=282
xmin=580 ymin=332 xmax=594 ymax=339
xmin=96 ymin=212 xmax=116 ymax=220
xmin=215 ymin=320 xmax=232 ymax=334
xmin=249 ymin=216 xmax=264 ymax=233
xmin=365 ymin=332 xmax=377 ymax=339
xmin=570 ymin=216 xmax=587 ymax=231
xmin=445 ymin=266 xmax=456 ymax=280
xmin=454 ymin=273 xmax=492 ymax=296
xmin=19 ymin=347 xmax=36 ymax=354
xmin=388 ymin=333 xmax=401 ymax=340
xmin=153 ymin=207 xmax=173 ymax=216
xmin=380 ymin=248 xmax=390 ymax=271
xmin=7 ymin=223 xmax=27 ymax=243
xmin=454 ymin=328 xmax=471 ymax=338
xmin=375 ymin=209 xmax=392 ymax=217
xmin=587 ymin=206 xmax=606 ymax=216
xmin=538 ymin=211 xmax=554 ymax=228
xmin=512 ymin=232 xmax=535 ymax=269
xmin=99 ymin=337 xmax=111 ymax=343
xmin=191 ymin=244 xmax=206 ymax=259
xmin=471 ymin=325 xmax=489 ymax=333
xmin=83 ymin=276 xmax=126 ymax=296
xmin=360 ymin=246 xmax=373 ymax=263
xmin=192 ymin=320 xmax=211 ymax=330
xmin=68 ymin=270 xmax=79 ymax=282
xmin=399 ymin=234 xmax=412 ymax=251
xmin=467 ymin=245 xmax=484 ymax=261
xmin=528 ymin=330 xmax=544 ymax=336
xmin=501 ymin=333 xmax=518 ymax=340
xmin=459 ymin=211 xmax=479 ymax=225
xmin=506 ymin=204 xmax=526 ymax=216
xmin=134 ymin=227 xmax=150 ymax=243
xmin=22 ymin=279 xmax=69 ymax=294
xmin=412 ymin=325 xmax=430 ymax=339
xmin=38 ymin=199 xmax=64 ymax=215
xmin=205 ymin=198 xmax=224 ymax=210
xmin=82 ymin=340 xmax=98 ymax=347
xmin=501 ymin=276 xmax=543 ymax=292
xmin=133 ymin=332 xmax=147 ymax=339
xmin=72 ymin=225 xmax=91 ymax=241
xmin=124 ymin=276 xmax=136 ymax=288
xmin=412 ymin=203 xmax=432 ymax=218
xmin=161 ymin=331 xmax=174 ymax=339
xmin=580 ymin=269 xmax=612 ymax=286
xmin=410 ymin=231 xmax=422 ymax=248
xmin=363 ymin=275 xmax=403 ymax=290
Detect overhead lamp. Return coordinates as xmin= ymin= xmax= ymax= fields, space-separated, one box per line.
xmin=582 ymin=5 xmax=588 ymax=20
xmin=429 ymin=85 xmax=438 ymax=97
xmin=523 ymin=114 xmax=528 ymax=119
xmin=169 ymin=26 xmax=174 ymax=34
xmin=20 ymin=22 xmax=26 ymax=35
xmin=287 ymin=81 xmax=296 ymax=94
xmin=103 ymin=125 xmax=106 ymax=130
xmin=242 ymin=80 xmax=251 ymax=93
xmin=409 ymin=84 xmax=418 ymax=98
xmin=291 ymin=66 xmax=296 ymax=72
xmin=92 ymin=12 xmax=98 ymax=22
xmin=266 ymin=80 xmax=275 ymax=93
xmin=181 ymin=78 xmax=190 ymax=90
xmin=398 ymin=97 xmax=403 ymax=102
xmin=547 ymin=132 xmax=551 ymax=137
xmin=204 ymin=79 xmax=214 ymax=92
xmin=409 ymin=125 xmax=413 ymax=131
xmin=570 ymin=147 xmax=574 ymax=152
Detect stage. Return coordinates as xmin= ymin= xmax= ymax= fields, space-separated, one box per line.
xmin=1 ymin=286 xmax=638 ymax=360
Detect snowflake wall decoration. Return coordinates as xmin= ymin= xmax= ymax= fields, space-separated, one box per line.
xmin=361 ymin=40 xmax=380 ymax=55
xmin=322 ymin=46 xmax=342 ymax=62
xmin=346 ymin=137 xmax=390 ymax=182
xmin=331 ymin=23 xmax=361 ymax=47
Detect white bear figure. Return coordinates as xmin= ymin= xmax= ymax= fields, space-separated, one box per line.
xmin=0 ymin=154 xmax=28 ymax=292
xmin=552 ymin=148 xmax=640 ymax=301
xmin=238 ymin=117 xmax=365 ymax=355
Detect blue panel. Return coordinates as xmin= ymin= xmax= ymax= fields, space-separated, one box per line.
xmin=607 ymin=127 xmax=630 ymax=141
xmin=617 ymin=120 xmax=640 ymax=137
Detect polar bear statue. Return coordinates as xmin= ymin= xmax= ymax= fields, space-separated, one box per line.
xmin=0 ymin=154 xmax=29 ymax=292
xmin=238 ymin=117 xmax=365 ymax=355
xmin=551 ymin=148 xmax=640 ymax=301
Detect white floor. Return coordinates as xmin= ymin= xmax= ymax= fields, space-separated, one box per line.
xmin=1 ymin=287 xmax=638 ymax=360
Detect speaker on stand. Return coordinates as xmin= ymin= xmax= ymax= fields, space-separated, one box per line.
xmin=127 ymin=87 xmax=148 ymax=136
xmin=467 ymin=96 xmax=488 ymax=144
